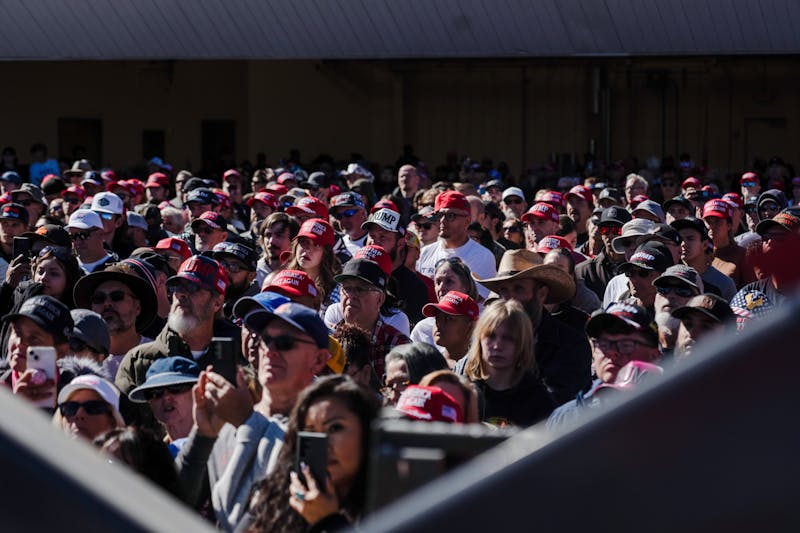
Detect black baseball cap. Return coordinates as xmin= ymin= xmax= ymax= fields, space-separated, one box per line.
xmin=3 ymin=295 xmax=73 ymax=342
xmin=598 ymin=206 xmax=632 ymax=227
xmin=207 ymin=241 xmax=258 ymax=271
xmin=586 ymin=301 xmax=659 ymax=344
xmin=663 ymin=194 xmax=693 ymax=213
xmin=647 ymin=223 xmax=682 ymax=246
xmin=672 ymin=294 xmax=734 ymax=324
xmin=670 ymin=216 xmax=709 ymax=241
xmin=334 ymin=257 xmax=388 ymax=290
xmin=618 ymin=241 xmax=674 ymax=274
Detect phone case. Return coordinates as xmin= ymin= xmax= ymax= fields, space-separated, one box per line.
xmin=27 ymin=346 xmax=57 ymax=408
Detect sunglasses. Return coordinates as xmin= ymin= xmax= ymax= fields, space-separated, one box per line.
xmin=143 ymin=384 xmax=194 ymax=401
xmin=440 ymin=212 xmax=467 ymax=222
xmin=90 ymin=290 xmax=134 ymax=305
xmin=59 ymin=400 xmax=110 ymax=417
xmin=625 ymin=268 xmax=653 ymax=279
xmin=97 ymin=212 xmax=114 ymax=221
xmin=332 ymin=209 xmax=359 ymax=220
xmin=419 ymin=222 xmax=436 ymax=231
xmin=599 ymin=225 xmax=622 ymax=236
xmin=70 ymin=231 xmax=94 ymax=241
xmin=656 ymin=285 xmax=694 ymax=298
xmin=741 ymin=181 xmax=756 ymax=187
xmin=261 ymin=333 xmax=317 ymax=351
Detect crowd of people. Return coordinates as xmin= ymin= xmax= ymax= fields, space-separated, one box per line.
xmin=0 ymin=148 xmax=798 ymax=531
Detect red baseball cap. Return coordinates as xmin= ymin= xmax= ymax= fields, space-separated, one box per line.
xmin=168 ymin=255 xmax=229 ymax=295
xmin=682 ymin=176 xmax=701 ymax=189
xmin=263 ymin=269 xmax=318 ymax=299
xmin=740 ymin=172 xmax=759 ymax=185
xmin=422 ymin=290 xmax=479 ymax=321
xmin=247 ymin=191 xmax=278 ymax=210
xmin=61 ymin=185 xmax=86 ymax=201
xmin=106 ymin=180 xmax=133 ymax=195
xmin=126 ymin=179 xmax=145 ymax=196
xmin=154 ymin=237 xmax=192 ymax=261
xmin=213 ymin=189 xmax=231 ymax=210
xmin=396 ymin=385 xmax=463 ymax=423
xmin=722 ymin=192 xmax=744 ymax=209
xmin=540 ymin=190 xmax=565 ymax=208
xmin=370 ymin=199 xmax=399 ymax=214
xmin=223 ymin=169 xmax=241 ymax=181
xmin=521 ymin=202 xmax=559 ymax=223
xmin=535 ymin=235 xmax=573 ymax=254
xmin=702 ymin=199 xmax=730 ymax=220
xmin=296 ymin=218 xmax=335 ymax=247
xmin=434 ymin=190 xmax=470 ymax=213
xmin=565 ymin=185 xmax=593 ymax=205
xmin=353 ymin=245 xmax=393 ymax=277
xmin=191 ymin=211 xmax=228 ymax=230
xmin=145 ymin=172 xmax=170 ymax=189
xmin=265 ymin=182 xmax=289 ymax=196
xmin=286 ymin=196 xmax=329 ymax=219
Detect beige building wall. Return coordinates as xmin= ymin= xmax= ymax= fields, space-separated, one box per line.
xmin=0 ymin=58 xmax=797 ymax=178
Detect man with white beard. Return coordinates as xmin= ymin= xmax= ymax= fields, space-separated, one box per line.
xmin=115 ymin=255 xmax=241 ymax=400
xmin=652 ymin=264 xmax=702 ymax=358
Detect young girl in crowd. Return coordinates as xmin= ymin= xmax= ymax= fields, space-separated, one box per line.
xmin=462 ymin=299 xmax=555 ymax=427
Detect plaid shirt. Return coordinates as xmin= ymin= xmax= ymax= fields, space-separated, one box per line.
xmin=369 ymin=317 xmax=410 ymax=379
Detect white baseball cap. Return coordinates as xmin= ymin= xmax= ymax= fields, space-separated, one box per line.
xmin=91 ymin=192 xmax=124 ymax=215
xmin=361 ymin=208 xmax=405 ymax=234
xmin=502 ymin=187 xmax=525 ymax=201
xmin=67 ymin=209 xmax=104 ymax=230
xmin=126 ymin=211 xmax=148 ymax=231
xmin=57 ymin=374 xmax=120 ymax=412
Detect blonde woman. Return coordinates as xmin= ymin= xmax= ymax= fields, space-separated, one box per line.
xmin=461 ymin=300 xmax=555 ymax=427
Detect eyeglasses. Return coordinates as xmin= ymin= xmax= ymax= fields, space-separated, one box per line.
xmin=332 ymin=209 xmax=359 ymax=220
xmin=591 ymin=338 xmax=653 ymax=355
xmin=624 ymin=268 xmax=653 ymax=279
xmin=90 ymin=290 xmax=134 ymax=305
xmin=59 ymin=400 xmax=111 ymax=417
xmin=221 ymin=260 xmax=248 ymax=273
xmin=440 ymin=212 xmax=468 ymax=222
xmin=341 ymin=283 xmax=381 ymax=297
xmin=261 ymin=333 xmax=317 ymax=351
xmin=167 ymin=282 xmax=203 ymax=296
xmin=656 ymin=285 xmax=694 ymax=298
xmin=143 ymin=384 xmax=194 ymax=401
xmin=741 ymin=181 xmax=756 ymax=188
xmin=599 ymin=225 xmax=622 ymax=236
xmin=70 ymin=231 xmax=94 ymax=241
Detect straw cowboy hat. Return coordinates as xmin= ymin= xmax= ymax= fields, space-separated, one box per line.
xmin=472 ymin=249 xmax=576 ymax=304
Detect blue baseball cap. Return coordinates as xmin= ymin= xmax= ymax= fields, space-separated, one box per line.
xmin=128 ymin=356 xmax=200 ymax=403
xmin=244 ymin=302 xmax=329 ymax=348
xmin=0 ymin=171 xmax=21 ymax=184
xmin=232 ymin=291 xmax=291 ymax=322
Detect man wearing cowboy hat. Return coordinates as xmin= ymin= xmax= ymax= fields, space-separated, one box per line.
xmin=472 ymin=249 xmax=592 ymax=405
xmin=73 ymin=258 xmax=159 ymax=379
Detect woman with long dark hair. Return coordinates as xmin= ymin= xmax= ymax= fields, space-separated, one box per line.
xmin=245 ymin=375 xmax=379 ymax=532
xmin=282 ymin=218 xmax=341 ymax=315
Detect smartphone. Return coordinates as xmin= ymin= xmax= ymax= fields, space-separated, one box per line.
xmin=296 ymin=431 xmax=328 ymax=488
xmin=12 ymin=236 xmax=31 ymax=260
xmin=210 ymin=337 xmax=237 ymax=386
xmin=27 ymin=346 xmax=57 ymax=408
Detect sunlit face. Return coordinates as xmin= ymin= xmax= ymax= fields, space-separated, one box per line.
xmin=678 ymin=229 xmax=704 ymax=263
xmin=303 ymin=397 xmax=364 ymax=494
xmin=703 ymin=216 xmax=730 ymax=246
xmin=257 ymin=319 xmax=320 ymax=397
xmin=33 ymin=257 xmax=67 ymax=299
xmin=341 ymin=280 xmax=384 ymax=328
xmin=434 ymin=264 xmax=469 ymax=302
xmin=437 ymin=209 xmax=469 ymax=241
xmin=367 ymin=227 xmax=400 ymax=259
xmin=524 ymin=217 xmax=558 ymax=247
xmin=263 ymin=223 xmax=291 ymax=266
xmin=148 ymin=384 xmax=194 ymax=439
xmin=7 ymin=317 xmax=56 ymax=373
xmin=0 ymin=218 xmax=25 ymax=246
xmin=91 ymin=280 xmax=140 ymax=335
xmin=433 ymin=311 xmax=474 ymax=350
xmin=296 ymin=237 xmax=324 ymax=270
xmin=591 ymin=332 xmax=658 ymax=383
xmin=62 ymin=389 xmax=116 ymax=441
xmin=479 ymin=321 xmax=517 ymax=375
xmin=383 ymin=358 xmax=409 ymax=405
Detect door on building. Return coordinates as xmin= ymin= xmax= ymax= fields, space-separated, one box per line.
xmin=201 ymin=120 xmax=235 ymax=177
xmin=58 ymin=118 xmax=103 ymax=166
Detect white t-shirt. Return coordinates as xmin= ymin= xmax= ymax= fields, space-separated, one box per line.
xmin=255 ymin=257 xmax=272 ymax=289
xmin=323 ymin=302 xmax=410 ymax=337
xmin=342 ymin=232 xmax=368 ymax=256
xmin=79 ymin=253 xmax=113 ymax=274
xmin=409 ymin=316 xmax=446 ymax=354
xmin=602 ymin=273 xmax=629 ymax=308
xmin=417 ymin=238 xmax=497 ymax=299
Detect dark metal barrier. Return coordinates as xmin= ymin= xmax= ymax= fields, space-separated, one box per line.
xmin=361 ymin=298 xmax=800 ymax=533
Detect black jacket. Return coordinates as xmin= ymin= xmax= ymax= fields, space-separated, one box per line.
xmin=392 ymin=265 xmax=429 ymax=327
xmin=473 ymin=371 xmax=556 ymax=427
xmin=575 ymin=251 xmax=621 ymax=301
xmin=535 ymin=310 xmax=593 ymax=406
